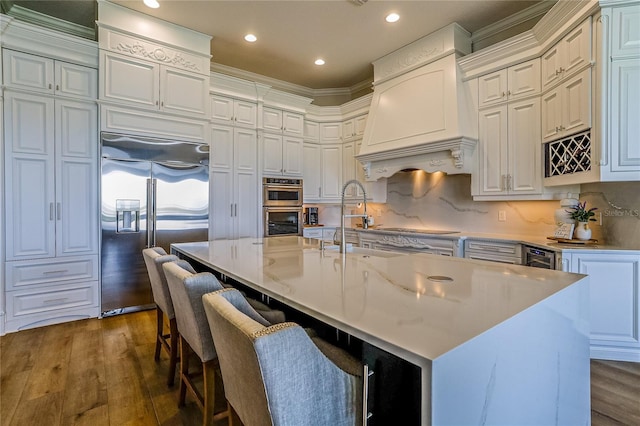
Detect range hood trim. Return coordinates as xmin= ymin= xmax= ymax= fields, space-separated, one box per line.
xmin=356 ymin=137 xmax=477 ymax=181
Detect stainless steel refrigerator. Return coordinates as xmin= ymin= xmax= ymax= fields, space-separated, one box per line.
xmin=100 ymin=132 xmax=209 ymax=315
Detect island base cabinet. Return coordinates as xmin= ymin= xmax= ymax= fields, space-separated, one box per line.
xmin=569 ymin=252 xmax=640 ymax=362
xmin=362 ymin=343 xmax=421 ymax=426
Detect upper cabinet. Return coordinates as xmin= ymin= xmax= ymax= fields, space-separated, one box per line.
xmin=3 ymin=49 xmax=97 ymax=100
xmin=478 ymin=59 xmax=541 ymax=108
xmin=210 ymin=94 xmax=257 ymax=128
xmin=100 ymin=51 xmax=209 ymax=117
xmin=262 ymin=107 xmax=304 ymax=136
xmin=541 ymin=68 xmax=591 ymax=143
xmin=341 ymin=114 xmax=367 ymax=142
xmin=97 ymin=0 xmax=211 ymax=142
xmin=541 ymin=18 xmax=592 ymax=91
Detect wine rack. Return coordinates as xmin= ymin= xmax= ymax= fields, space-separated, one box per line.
xmin=545 ymin=130 xmax=591 ymax=177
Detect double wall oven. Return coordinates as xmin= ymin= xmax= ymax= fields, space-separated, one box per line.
xmin=263 ymin=178 xmax=303 ymax=237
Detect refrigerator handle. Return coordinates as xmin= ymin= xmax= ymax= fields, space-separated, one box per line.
xmin=146 ymin=178 xmax=153 ymax=247
xmin=152 ymin=179 xmax=158 ymax=247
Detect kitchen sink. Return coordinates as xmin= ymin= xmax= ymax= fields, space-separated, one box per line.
xmin=376 ymin=227 xmax=460 ymax=235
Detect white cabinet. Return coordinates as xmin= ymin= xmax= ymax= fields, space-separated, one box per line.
xmin=3 ymin=87 xmax=99 ymax=332
xmin=210 ymin=124 xmax=259 ymax=240
xmin=304 ymin=120 xmax=320 ymax=142
xmin=541 ymin=18 xmax=592 ymax=91
xmin=608 ymin=58 xmax=640 ymax=175
xmin=568 ymin=251 xmax=640 ymax=362
xmin=342 ymin=141 xmax=387 ymax=203
xmin=476 ymin=97 xmax=542 ymax=197
xmin=478 ymin=59 xmax=541 ymax=108
xmin=359 ymin=231 xmax=461 ymax=257
xmin=303 ymin=227 xmax=336 ymax=241
xmin=262 ymin=133 xmax=303 ymax=177
xmin=342 ymin=114 xmax=367 ymax=141
xmin=210 ymin=95 xmax=257 ymax=128
xmin=4 ymin=92 xmax=98 ymax=260
xmin=541 ymin=68 xmax=591 ymax=143
xmin=100 ymin=51 xmax=209 ymax=117
xmin=262 ymin=107 xmax=304 ymax=136
xmin=320 ymin=122 xmax=341 ymax=143
xmin=463 ymin=239 xmax=522 ymax=264
xmin=303 ymin=143 xmax=342 ymax=202
xmin=2 ymin=49 xmax=97 ymax=100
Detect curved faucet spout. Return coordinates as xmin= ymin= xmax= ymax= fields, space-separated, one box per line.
xmin=340 ymin=179 xmax=368 ymax=254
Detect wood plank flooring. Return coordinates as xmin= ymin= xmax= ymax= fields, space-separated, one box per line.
xmin=2 ymin=311 xmax=639 ymax=425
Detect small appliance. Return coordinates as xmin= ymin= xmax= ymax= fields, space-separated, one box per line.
xmin=305 ymin=207 xmax=319 ymax=225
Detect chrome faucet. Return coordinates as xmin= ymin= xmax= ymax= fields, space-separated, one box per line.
xmin=340 ymin=179 xmax=368 ymax=254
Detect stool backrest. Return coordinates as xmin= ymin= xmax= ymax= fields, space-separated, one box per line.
xmin=163 ymin=261 xmax=223 ymax=362
xmin=142 ymin=247 xmax=179 ymax=319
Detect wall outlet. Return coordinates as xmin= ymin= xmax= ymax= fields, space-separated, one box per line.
xmin=377 ymin=209 xmax=382 ymax=217
xmin=498 ymin=210 xmax=507 ymax=222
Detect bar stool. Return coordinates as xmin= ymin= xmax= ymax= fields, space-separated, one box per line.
xmin=202 ymin=288 xmax=363 ymax=426
xmin=142 ymin=247 xmax=191 ymax=386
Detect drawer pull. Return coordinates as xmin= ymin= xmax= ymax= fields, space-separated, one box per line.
xmin=42 ymin=269 xmax=69 ymax=275
xmin=43 ymin=297 xmax=69 ymax=305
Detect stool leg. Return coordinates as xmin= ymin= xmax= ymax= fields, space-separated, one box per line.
xmin=154 ymin=307 xmax=163 ymax=361
xmin=203 ymin=359 xmax=215 ymax=426
xmin=178 ymin=336 xmax=189 ymax=407
xmin=167 ymin=317 xmax=179 ymax=387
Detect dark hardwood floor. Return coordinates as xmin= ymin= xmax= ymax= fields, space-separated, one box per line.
xmin=1 ymin=310 xmax=639 ymax=425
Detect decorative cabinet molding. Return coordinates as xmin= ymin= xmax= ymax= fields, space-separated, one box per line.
xmin=359 ymin=232 xmax=461 ymax=257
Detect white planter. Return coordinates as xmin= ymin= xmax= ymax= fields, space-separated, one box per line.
xmin=575 ymin=222 xmax=592 ymax=240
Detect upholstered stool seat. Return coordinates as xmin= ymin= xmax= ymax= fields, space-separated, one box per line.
xmin=203 ymin=288 xmax=363 ymax=426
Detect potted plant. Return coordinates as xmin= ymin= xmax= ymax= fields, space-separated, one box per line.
xmin=566 ymin=201 xmax=597 ymax=240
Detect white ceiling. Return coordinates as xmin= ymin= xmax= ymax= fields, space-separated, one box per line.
xmin=10 ymin=0 xmax=546 ymax=90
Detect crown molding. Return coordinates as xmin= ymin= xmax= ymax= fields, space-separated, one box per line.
xmin=341 ymin=93 xmax=372 ymax=118
xmin=471 ymin=1 xmax=557 ymax=46
xmin=3 ymin=4 xmax=95 ymax=40
xmin=458 ymin=0 xmax=600 ymax=80
xmin=1 ymin=14 xmax=98 ymax=67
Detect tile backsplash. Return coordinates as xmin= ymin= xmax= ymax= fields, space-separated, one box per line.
xmin=310 ymin=172 xmax=640 ymax=248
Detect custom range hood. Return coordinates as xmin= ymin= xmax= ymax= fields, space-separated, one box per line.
xmin=357 ymin=24 xmax=478 ymax=180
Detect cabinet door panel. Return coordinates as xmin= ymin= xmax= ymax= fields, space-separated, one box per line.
xmin=210 ymin=95 xmax=234 ymax=122
xmin=321 ymin=145 xmax=342 ymax=199
xmin=541 ymin=45 xmax=562 ymax=90
xmin=563 ymin=18 xmax=592 ymax=76
xmin=210 ymin=168 xmax=233 ymax=240
xmin=235 ymin=128 xmax=258 ymax=174
xmin=478 ymin=69 xmax=507 ymax=107
xmin=262 ymin=133 xmax=283 ymax=175
xmin=282 ymin=136 xmax=303 ymax=176
xmin=4 ymin=92 xmax=54 ymax=155
xmin=611 ymin=59 xmax=640 ymax=171
xmin=342 ymin=142 xmax=357 ymax=197
xmin=572 ymin=254 xmax=640 ymax=347
xmin=263 ymin=108 xmax=282 ymax=132
xmin=2 ymin=50 xmax=54 ymax=93
xmin=210 ymin=125 xmax=234 ymax=171
xmin=161 ymin=67 xmax=208 ymax=116
xmin=508 ymin=59 xmax=540 ymax=99
xmin=55 ymin=61 xmax=97 ymax=99
xmin=56 ymin=100 xmax=97 ymax=158
xmin=612 ymin=6 xmax=640 ymax=57
xmin=508 ymin=98 xmax=541 ymax=194
xmin=283 ymin=111 xmax=304 ymax=136
xmin=478 ymin=106 xmax=507 ymax=195
xmin=541 ymin=89 xmax=561 ymax=143
xmin=303 ymin=144 xmax=321 ymax=200
xmin=562 ymin=69 xmax=591 ymax=136
xmin=101 ymin=52 xmax=158 ymax=108
xmin=235 ymin=170 xmax=258 ymax=238
xmin=6 ymin=155 xmax=55 ymax=259
xmin=234 ymin=100 xmax=257 ymax=128
xmin=57 ymin=159 xmax=98 ymax=256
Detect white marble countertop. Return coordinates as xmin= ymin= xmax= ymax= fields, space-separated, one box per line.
xmin=172 ymin=236 xmax=587 ymax=363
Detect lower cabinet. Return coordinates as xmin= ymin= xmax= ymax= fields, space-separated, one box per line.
xmin=4 ymin=255 xmax=100 ymax=331
xmin=567 ymin=251 xmax=640 ymax=362
xmin=302 ymin=227 xmax=336 ymax=241
xmin=463 ymin=239 xmax=522 ymax=264
xmin=359 ymin=232 xmax=462 ymax=257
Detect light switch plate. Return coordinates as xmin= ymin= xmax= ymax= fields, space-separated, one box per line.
xmin=498 ymin=211 xmax=506 ymax=222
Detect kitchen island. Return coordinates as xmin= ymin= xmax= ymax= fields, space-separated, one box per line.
xmin=172 ymin=236 xmax=590 ymax=425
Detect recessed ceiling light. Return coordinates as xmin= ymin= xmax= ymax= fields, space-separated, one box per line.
xmin=386 ymin=13 xmax=400 ymax=23
xmin=144 ymin=0 xmax=160 ymax=9
xmin=244 ymin=34 xmax=257 ymax=42
xmin=315 ymin=59 xmax=325 ymax=66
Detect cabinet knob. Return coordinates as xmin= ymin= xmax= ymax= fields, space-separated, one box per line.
xmin=155 ymin=100 xmax=159 ymax=106
xmin=507 ymin=90 xmax=511 ymax=96
xmin=501 ymin=92 xmax=506 ymax=97
xmin=56 ymin=84 xmax=60 ymax=91
xmin=48 ymin=83 xmax=52 ymax=89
